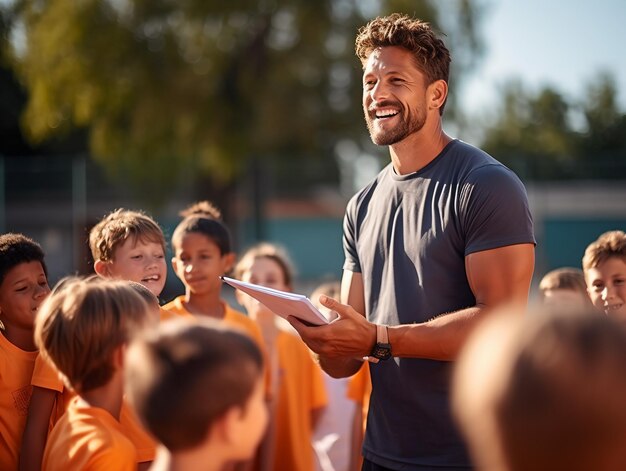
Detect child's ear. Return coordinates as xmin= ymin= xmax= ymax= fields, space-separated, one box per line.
xmin=171 ymin=257 xmax=179 ymax=274
xmin=113 ymin=345 xmax=126 ymax=369
xmin=93 ymin=260 xmax=111 ymax=277
xmin=222 ymin=252 xmax=236 ymax=273
xmin=220 ymin=406 xmax=243 ymax=444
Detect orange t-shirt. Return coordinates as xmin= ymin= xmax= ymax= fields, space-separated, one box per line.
xmin=162 ymin=297 xmax=270 ymax=394
xmin=31 ymin=352 xmax=156 ymax=463
xmin=0 ymin=333 xmax=38 ymax=471
xmin=158 ymin=305 xmax=192 ymax=322
xmin=346 ymin=362 xmax=372 ymax=434
xmin=31 ymin=355 xmax=73 ymax=427
xmin=162 ymin=296 xmax=265 ymax=350
xmin=272 ymin=330 xmax=328 ymax=471
xmin=42 ymin=397 xmax=136 ymax=471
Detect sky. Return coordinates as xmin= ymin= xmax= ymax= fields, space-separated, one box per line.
xmin=459 ymin=0 xmax=626 ymax=116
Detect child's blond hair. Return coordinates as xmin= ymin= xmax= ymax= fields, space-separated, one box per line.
xmin=34 ymin=277 xmax=151 ymax=393
xmin=582 ymin=230 xmax=626 ymax=272
xmin=125 ymin=319 xmax=263 ymax=451
xmin=89 ymin=209 xmax=166 ymax=262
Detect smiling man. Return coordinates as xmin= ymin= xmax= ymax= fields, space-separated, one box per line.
xmin=289 ymin=14 xmax=536 ymax=471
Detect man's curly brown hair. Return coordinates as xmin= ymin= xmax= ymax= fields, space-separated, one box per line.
xmin=355 ymin=13 xmax=451 ymax=91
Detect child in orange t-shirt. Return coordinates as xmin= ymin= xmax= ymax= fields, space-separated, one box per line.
xmin=234 ymin=243 xmax=328 ymax=471
xmin=125 ymin=318 xmax=268 ymax=471
xmin=0 ymin=234 xmax=50 ymax=471
xmin=21 ymin=208 xmax=171 ymax=470
xmin=35 ymin=277 xmax=156 ymax=471
xmin=162 ymin=201 xmax=264 ymax=349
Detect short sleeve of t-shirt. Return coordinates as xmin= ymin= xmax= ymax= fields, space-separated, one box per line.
xmin=343 ymin=193 xmax=363 ymax=273
xmin=31 ymin=354 xmax=64 ymax=392
xmin=460 ymin=163 xmax=535 ymax=255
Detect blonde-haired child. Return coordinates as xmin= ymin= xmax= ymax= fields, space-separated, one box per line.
xmin=582 ymin=230 xmax=626 ymax=322
xmin=22 ymin=209 xmax=171 ymax=470
xmin=35 ymin=277 xmax=155 ymax=470
xmin=125 ymin=318 xmax=268 ymax=471
xmin=538 ymin=267 xmax=592 ymax=310
xmin=234 ymin=242 xmax=327 ymax=471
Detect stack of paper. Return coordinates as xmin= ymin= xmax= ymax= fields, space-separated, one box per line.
xmin=221 ymin=276 xmax=329 ymax=326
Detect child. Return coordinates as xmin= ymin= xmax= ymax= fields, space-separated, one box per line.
xmin=234 ymin=242 xmax=327 ymax=471
xmin=345 ymin=363 xmax=371 ymax=471
xmin=125 ymin=318 xmax=268 ymax=471
xmin=22 ymin=209 xmax=171 ymax=470
xmin=34 ymin=277 xmax=155 ymax=471
xmin=310 ymin=281 xmax=356 ymax=471
xmin=163 ymin=201 xmax=264 ymax=347
xmin=538 ymin=267 xmax=592 ymax=309
xmin=0 ymin=233 xmax=50 ymax=471
xmin=453 ymin=306 xmax=626 ymax=471
xmin=582 ymin=230 xmax=626 ymax=322
xmin=90 ymin=208 xmax=167 ymax=299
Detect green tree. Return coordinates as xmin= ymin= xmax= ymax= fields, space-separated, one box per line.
xmin=5 ymin=0 xmax=484 ymax=201
xmin=579 ymin=73 xmax=626 ymax=179
xmin=480 ymin=74 xmax=626 ymax=180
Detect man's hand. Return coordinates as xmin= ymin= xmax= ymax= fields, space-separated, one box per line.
xmin=288 ymin=295 xmax=376 ymax=359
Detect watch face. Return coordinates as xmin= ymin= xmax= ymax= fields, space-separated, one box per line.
xmin=372 ymin=343 xmax=392 ymax=360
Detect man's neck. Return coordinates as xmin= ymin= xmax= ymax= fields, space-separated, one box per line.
xmin=389 ymin=127 xmax=452 ymax=175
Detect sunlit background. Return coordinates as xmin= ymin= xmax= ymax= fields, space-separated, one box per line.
xmin=1 ymin=0 xmax=624 ymax=301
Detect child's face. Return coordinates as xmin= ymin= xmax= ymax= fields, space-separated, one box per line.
xmin=172 ymin=232 xmax=234 ymax=296
xmin=585 ymin=257 xmax=626 ymax=320
xmin=238 ymin=257 xmax=289 ymax=316
xmin=0 ymin=261 xmax=50 ymax=330
xmin=107 ymin=238 xmax=167 ymax=297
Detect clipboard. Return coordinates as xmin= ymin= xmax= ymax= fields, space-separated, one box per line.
xmin=221 ymin=276 xmax=329 ymax=326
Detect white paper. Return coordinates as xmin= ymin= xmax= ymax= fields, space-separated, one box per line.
xmin=221 ymin=276 xmax=329 ymax=326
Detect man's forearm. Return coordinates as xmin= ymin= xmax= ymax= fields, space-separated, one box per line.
xmin=317 ymin=354 xmax=364 ymax=378
xmin=388 ymin=306 xmax=484 ymax=360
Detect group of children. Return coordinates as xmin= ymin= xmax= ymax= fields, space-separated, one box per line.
xmin=0 ymin=201 xmax=624 ymax=471
xmin=537 ymin=230 xmax=626 ymax=322
xmin=0 ymin=202 xmax=368 ymax=471
xmin=455 ymin=229 xmax=626 ymax=471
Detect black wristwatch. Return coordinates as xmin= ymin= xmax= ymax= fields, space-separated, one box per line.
xmin=370 ymin=324 xmax=392 ymax=362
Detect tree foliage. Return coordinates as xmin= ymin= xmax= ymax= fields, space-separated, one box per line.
xmin=481 ymin=73 xmax=626 ymax=180
xmin=4 ymin=0 xmax=484 ymax=194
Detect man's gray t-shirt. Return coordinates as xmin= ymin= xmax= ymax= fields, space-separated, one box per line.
xmin=343 ymin=139 xmax=535 ymax=470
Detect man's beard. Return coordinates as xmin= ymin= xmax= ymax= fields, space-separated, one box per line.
xmin=365 ymin=104 xmax=426 ymax=146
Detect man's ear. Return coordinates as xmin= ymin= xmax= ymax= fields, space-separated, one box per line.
xmin=94 ymin=260 xmax=111 ymax=277
xmin=428 ymin=79 xmax=448 ymax=111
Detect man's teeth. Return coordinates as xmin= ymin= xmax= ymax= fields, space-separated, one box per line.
xmin=375 ymin=109 xmax=398 ymax=118
xmin=143 ymin=275 xmax=159 ymax=281
xmin=606 ymin=304 xmax=623 ymax=311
